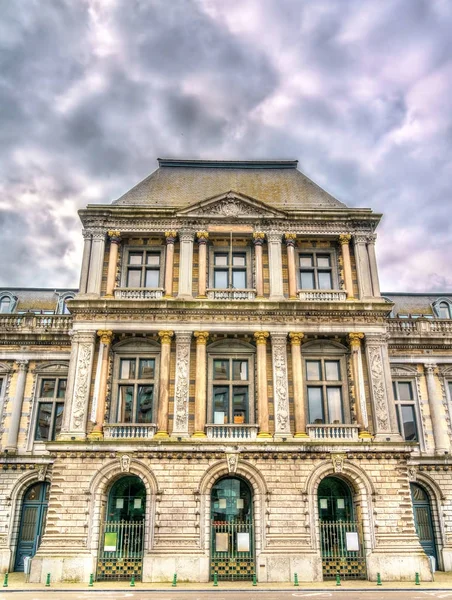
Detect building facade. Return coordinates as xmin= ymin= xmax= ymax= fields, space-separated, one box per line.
xmin=0 ymin=159 xmax=452 ymax=583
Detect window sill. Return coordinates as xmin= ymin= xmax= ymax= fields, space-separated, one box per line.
xmin=114 ymin=288 xmax=165 ymax=300
xmin=103 ymin=423 xmax=157 ymax=439
xmin=206 ymin=289 xmax=256 ymax=301
xmin=306 ymin=424 xmax=359 ymax=441
xmin=297 ymin=289 xmax=347 ymax=302
xmin=206 ymin=424 xmax=258 ymax=440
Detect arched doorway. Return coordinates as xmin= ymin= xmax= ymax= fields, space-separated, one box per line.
xmin=318 ymin=476 xmax=366 ymax=580
xmin=411 ymin=483 xmax=438 ymax=566
xmin=210 ymin=476 xmax=254 ymax=581
xmin=14 ymin=482 xmax=49 ymax=572
xmin=96 ymin=476 xmax=146 ymax=581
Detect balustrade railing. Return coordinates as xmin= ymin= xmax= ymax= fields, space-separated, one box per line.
xmin=103 ymin=423 xmax=157 ymax=439
xmin=206 ymin=289 xmax=256 ymax=301
xmin=0 ymin=314 xmax=72 ymax=333
xmin=206 ymin=424 xmax=259 ymax=440
xmin=114 ymin=288 xmax=164 ymax=300
xmin=388 ymin=319 xmax=452 ymax=335
xmin=297 ymin=290 xmax=347 ymax=302
xmin=307 ymin=424 xmax=360 ymax=441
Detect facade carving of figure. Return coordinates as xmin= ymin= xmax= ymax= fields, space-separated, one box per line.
xmin=120 ymin=455 xmax=131 ymax=473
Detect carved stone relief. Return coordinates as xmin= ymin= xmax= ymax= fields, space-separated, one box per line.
xmin=366 ymin=344 xmax=390 ymax=432
xmin=173 ymin=332 xmax=191 ymax=436
xmin=70 ymin=341 xmax=95 ymax=432
xmin=270 ymin=333 xmax=291 ymax=434
xmin=120 ymin=455 xmax=131 ymax=473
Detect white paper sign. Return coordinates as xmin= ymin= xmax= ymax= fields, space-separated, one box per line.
xmin=134 ymin=498 xmax=142 ymax=509
xmin=346 ymin=532 xmax=359 ymax=551
xmin=337 ymin=498 xmax=345 ymax=509
xmin=116 ymin=498 xmax=124 ymax=509
xmin=214 ymin=411 xmax=225 ymax=424
xmin=237 ymin=532 xmax=250 ymax=552
xmin=236 ymin=499 xmax=244 ymax=509
xmin=320 ymin=499 xmax=328 ymax=509
xmin=216 ymin=532 xmax=228 ymax=552
xmin=218 ymin=498 xmax=227 ymax=509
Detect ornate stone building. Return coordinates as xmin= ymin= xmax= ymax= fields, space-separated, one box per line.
xmin=0 ymin=159 xmax=452 ymax=583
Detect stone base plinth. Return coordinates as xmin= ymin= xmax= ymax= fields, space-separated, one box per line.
xmin=367 ymin=551 xmax=432 ymax=582
xmin=258 ymin=553 xmax=322 ymax=582
xmin=29 ymin=553 xmax=94 ymax=583
xmin=0 ymin=548 xmax=11 ymax=573
xmin=142 ymin=553 xmax=209 ymax=582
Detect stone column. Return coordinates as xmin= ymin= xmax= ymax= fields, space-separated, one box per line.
xmin=105 ymin=230 xmax=121 ymax=297
xmin=289 ymin=333 xmax=308 ymax=437
xmin=79 ymin=230 xmax=92 ymax=294
xmin=193 ymin=331 xmax=209 ymax=437
xmin=253 ymin=232 xmax=265 ymax=298
xmin=339 ymin=234 xmax=354 ymax=300
xmin=267 ymin=232 xmax=284 ymax=301
xmin=366 ymin=234 xmax=381 ymax=297
xmin=90 ymin=330 xmax=113 ymax=438
xmin=285 ymin=233 xmax=297 ymax=299
xmin=254 ymin=331 xmax=271 ymax=438
xmin=164 ymin=231 xmax=177 ymax=298
xmin=425 ymin=364 xmax=450 ymax=454
xmin=171 ymin=331 xmax=192 ymax=438
xmin=178 ymin=230 xmax=195 ymax=299
xmin=196 ymin=231 xmax=209 ymax=298
xmin=6 ymin=360 xmax=29 ymax=451
xmin=86 ymin=229 xmax=106 ymax=295
xmin=365 ymin=333 xmax=402 ymax=441
xmin=271 ymin=332 xmax=291 ymax=437
xmin=348 ymin=333 xmax=371 ymax=438
xmin=155 ymin=330 xmax=174 ymax=438
xmin=354 ymin=233 xmax=373 ymax=299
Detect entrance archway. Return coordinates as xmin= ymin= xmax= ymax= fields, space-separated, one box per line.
xmin=318 ymin=476 xmax=366 ymax=580
xmin=14 ymin=482 xmax=49 ymax=572
xmin=97 ymin=476 xmax=146 ymax=581
xmin=411 ymin=483 xmax=438 ymax=565
xmin=210 ymin=476 xmax=255 ymax=581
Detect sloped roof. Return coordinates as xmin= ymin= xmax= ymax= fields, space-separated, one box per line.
xmin=112 ymin=159 xmax=347 ymax=211
xmin=0 ymin=288 xmax=77 ymax=313
xmin=383 ymin=292 xmax=452 ymax=316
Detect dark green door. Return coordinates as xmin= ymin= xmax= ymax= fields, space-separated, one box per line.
xmin=15 ymin=482 xmax=49 ymax=572
xmin=411 ymin=483 xmax=438 ymax=564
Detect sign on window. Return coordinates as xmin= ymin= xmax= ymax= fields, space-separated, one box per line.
xmin=346 ymin=532 xmax=359 ymax=551
xmin=104 ymin=532 xmax=117 ymax=552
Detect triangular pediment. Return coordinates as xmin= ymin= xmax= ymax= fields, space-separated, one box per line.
xmin=177 ymin=191 xmax=287 ymax=219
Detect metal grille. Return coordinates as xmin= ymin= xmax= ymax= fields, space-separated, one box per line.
xmin=97 ymin=521 xmax=144 ymax=581
xmin=211 ymin=519 xmax=255 ymax=580
xmin=320 ymin=520 xmax=366 ymax=580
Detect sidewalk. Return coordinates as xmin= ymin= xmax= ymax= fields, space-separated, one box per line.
xmin=1 ymin=571 xmax=452 ymax=591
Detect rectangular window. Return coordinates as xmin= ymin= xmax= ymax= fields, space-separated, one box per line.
xmin=305 ymin=358 xmax=345 ymax=424
xmin=211 ymin=357 xmax=250 ymax=424
xmin=117 ymin=357 xmax=156 ymax=423
xmin=299 ymin=252 xmax=334 ymax=290
xmin=35 ymin=377 xmax=67 ymax=441
xmin=393 ymin=380 xmax=418 ymax=441
xmin=213 ymin=252 xmax=248 ymax=289
xmin=126 ymin=250 xmax=161 ymax=288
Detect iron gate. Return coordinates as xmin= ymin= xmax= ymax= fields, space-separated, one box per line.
xmin=97 ymin=520 xmax=144 ymax=581
xmin=211 ymin=518 xmax=255 ymax=580
xmin=320 ymin=520 xmax=366 ymax=580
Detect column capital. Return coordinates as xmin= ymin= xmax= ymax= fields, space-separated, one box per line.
xmin=91 ymin=229 xmax=107 ymax=241
xmin=284 ymin=233 xmax=297 ymax=247
xmin=289 ymin=332 xmax=304 ymax=346
xmin=15 ymin=359 xmax=29 ymax=371
xmin=71 ymin=330 xmax=97 ymax=344
xmin=82 ymin=229 xmax=92 ymax=240
xmin=424 ymin=363 xmax=437 ymax=375
xmin=179 ymin=230 xmax=195 ymax=243
xmin=158 ymin=330 xmax=174 ymax=345
xmin=354 ymin=233 xmax=369 ymax=244
xmin=253 ymin=232 xmax=265 ymax=246
xmin=165 ymin=230 xmax=177 ymax=244
xmin=366 ymin=233 xmax=377 ymax=245
xmin=196 ymin=231 xmax=209 ymax=244
xmin=254 ymin=331 xmax=269 ymax=345
xmin=175 ymin=331 xmax=192 ymax=343
xmin=107 ymin=230 xmax=121 ymax=244
xmin=266 ymin=231 xmax=283 ymax=244
xmin=365 ymin=332 xmax=390 ymax=345
xmin=339 ymin=234 xmax=351 ymax=245
xmin=348 ymin=332 xmax=364 ymax=348
xmin=97 ymin=330 xmax=114 ymax=345
xmin=194 ymin=331 xmax=209 ymax=345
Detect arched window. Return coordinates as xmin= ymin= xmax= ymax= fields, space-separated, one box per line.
xmin=107 ymin=476 xmax=146 ymax=522
xmin=438 ymin=302 xmax=451 ymax=319
xmin=0 ymin=292 xmax=17 ymax=314
xmin=318 ymin=476 xmax=354 ymax=521
xmin=56 ymin=292 xmax=75 ymax=315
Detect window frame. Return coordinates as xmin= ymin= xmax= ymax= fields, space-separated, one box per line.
xmin=208 ymin=245 xmax=253 ymax=291
xmin=34 ymin=376 xmax=67 ymax=442
xmin=432 ymin=298 xmax=452 ymax=319
xmin=0 ymin=292 xmax=18 ymax=314
xmin=121 ymin=246 xmax=165 ymax=290
xmin=296 ymin=248 xmax=339 ymax=291
xmin=392 ymin=379 xmax=421 ymax=442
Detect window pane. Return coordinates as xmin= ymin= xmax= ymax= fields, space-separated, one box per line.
xmin=35 ymin=403 xmax=52 ymax=440
xmin=306 ymin=361 xmax=321 ymax=381
xmin=318 ymin=271 xmax=333 ymax=290
xmin=317 ymin=255 xmax=331 ymax=268
xmin=120 ymin=359 xmax=136 ymax=380
xmin=129 ymin=253 xmax=143 ymax=265
xmin=325 ymin=361 xmax=340 ymax=381
xmin=139 ymin=359 xmax=155 ymax=379
xmin=300 ymin=271 xmax=314 ymax=289
xmin=127 ymin=269 xmax=141 ymax=287
xmin=0 ymin=297 xmax=11 ymax=313
xmin=137 ymin=386 xmax=153 ymax=423
xmin=398 ymin=382 xmax=413 ymax=401
xmin=401 ymin=405 xmax=417 ymax=441
xmin=53 ymin=403 xmax=64 ymax=439
xmin=57 ymin=379 xmax=67 ymax=398
xmin=146 ymin=254 xmax=160 ymax=266
xmin=233 ymin=386 xmax=248 ymax=423
xmin=213 ymin=386 xmax=228 ymax=423
xmin=232 ymin=270 xmax=246 ymax=289
xmin=214 ymin=254 xmax=228 ymax=266
xmin=300 ymin=255 xmax=313 ymax=267
xmin=213 ymin=360 xmax=229 ymax=380
xmin=214 ymin=270 xmax=228 ymax=288
xmin=439 ymin=303 xmax=450 ymax=318
xmin=145 ymin=269 xmax=159 ymax=287
xmin=327 ymin=387 xmax=343 ymax=423
xmin=232 ymin=254 xmax=246 ymax=266
xmin=40 ymin=379 xmax=56 ymax=398
xmin=308 ymin=387 xmax=324 ymax=423
xmin=118 ymin=386 xmax=134 ymax=422
xmin=232 ymin=360 xmax=248 ymax=381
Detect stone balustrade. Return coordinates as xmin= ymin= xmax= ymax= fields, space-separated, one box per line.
xmin=388 ymin=319 xmax=452 ymax=335
xmin=297 ymin=290 xmax=347 ymax=302
xmin=103 ymin=423 xmax=157 ymax=439
xmin=114 ymin=288 xmax=165 ymax=300
xmin=306 ymin=424 xmax=360 ymax=441
xmin=206 ymin=424 xmax=259 ymax=440
xmin=206 ymin=289 xmax=256 ymax=301
xmin=0 ymin=314 xmax=72 ymax=333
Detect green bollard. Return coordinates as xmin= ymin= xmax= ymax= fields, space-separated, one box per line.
xmin=377 ymin=572 xmax=382 ymax=586
xmin=335 ymin=573 xmax=341 ymax=587
xmin=45 ymin=573 xmax=51 ymax=587
xmin=415 ymin=572 xmax=420 ymax=585
xmin=88 ymin=573 xmax=94 ymax=587
xmin=213 ymin=571 xmax=218 ymax=587
xmin=3 ymin=573 xmax=8 ymax=588
xmin=130 ymin=573 xmax=135 ymax=587
xmin=294 ymin=572 xmax=299 ymax=587
xmin=172 ymin=573 xmax=177 ymax=587
xmin=252 ymin=573 xmax=257 ymax=586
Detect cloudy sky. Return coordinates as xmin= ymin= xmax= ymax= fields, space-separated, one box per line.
xmin=1 ymin=0 xmax=451 ymax=292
